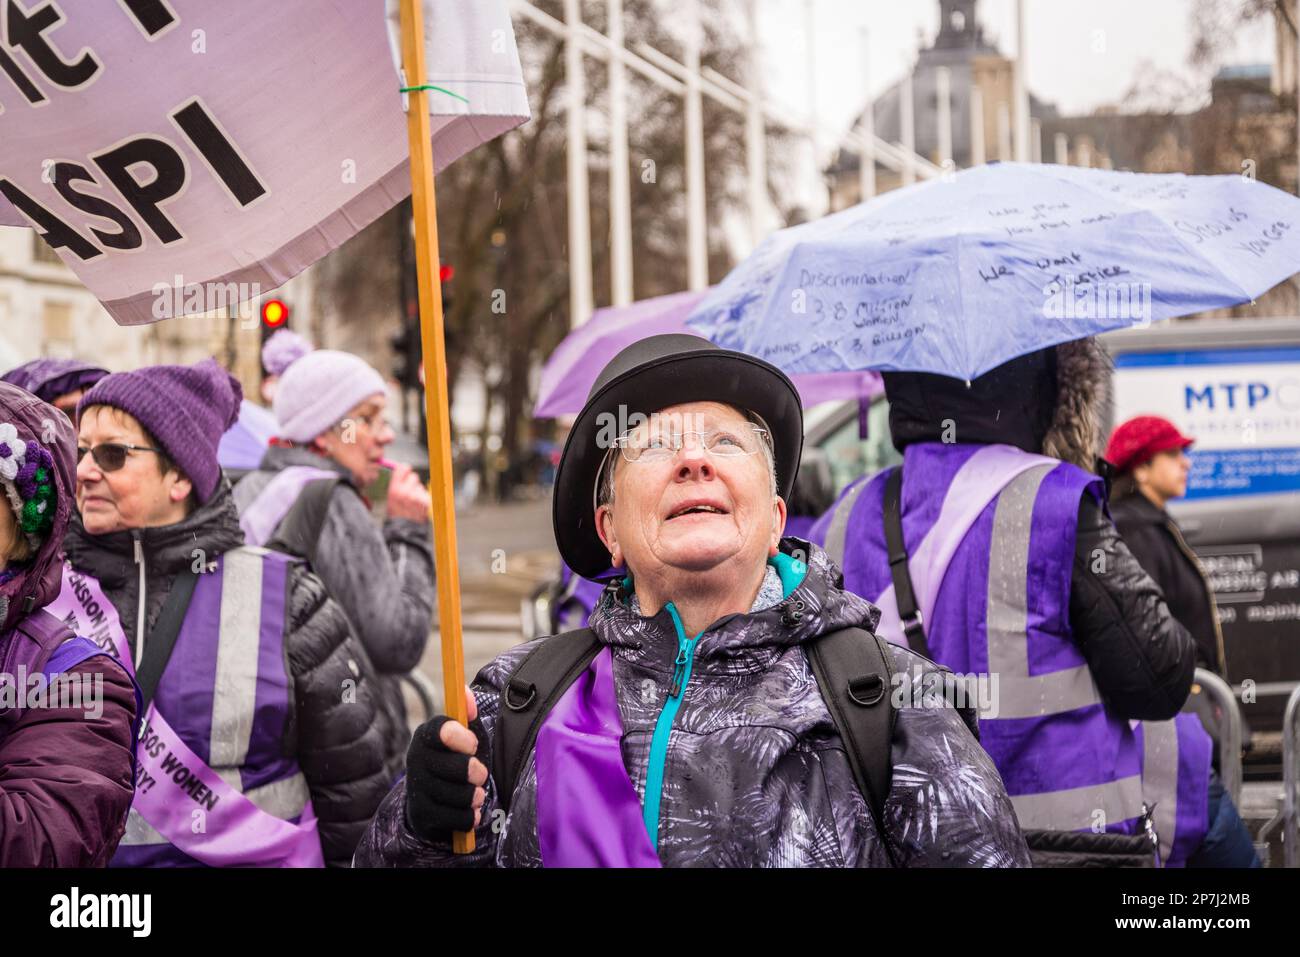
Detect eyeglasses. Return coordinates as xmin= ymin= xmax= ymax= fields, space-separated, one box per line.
xmin=337 ymin=410 xmax=392 ymax=435
xmin=77 ymin=442 xmax=162 ymax=472
xmin=615 ymin=426 xmax=770 ymax=464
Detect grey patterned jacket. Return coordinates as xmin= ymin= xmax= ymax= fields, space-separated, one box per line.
xmin=354 ymin=541 xmax=1031 ymax=867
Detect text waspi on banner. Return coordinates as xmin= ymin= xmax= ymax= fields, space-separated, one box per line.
xmin=0 ymin=0 xmax=529 ymax=324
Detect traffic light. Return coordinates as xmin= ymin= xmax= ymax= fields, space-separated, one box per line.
xmin=261 ymin=298 xmax=289 ymax=329
xmin=391 ymin=322 xmax=422 ymax=390
xmin=392 ymin=263 xmax=450 ymax=390
xmin=439 ymin=262 xmax=454 ymax=319
xmin=259 ymin=298 xmax=291 ymax=349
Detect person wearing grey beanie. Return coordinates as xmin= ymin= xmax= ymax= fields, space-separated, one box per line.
xmin=234 ymin=349 xmax=435 ymax=770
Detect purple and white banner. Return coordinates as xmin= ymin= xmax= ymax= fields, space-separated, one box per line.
xmin=0 ymin=0 xmax=529 ymax=324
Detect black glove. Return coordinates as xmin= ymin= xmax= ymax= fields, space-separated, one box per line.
xmin=404 ymin=713 xmax=490 ymax=843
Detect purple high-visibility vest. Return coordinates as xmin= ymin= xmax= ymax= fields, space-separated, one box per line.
xmin=813 ymin=442 xmax=1210 ymax=865
xmin=92 ymin=549 xmax=314 ymax=867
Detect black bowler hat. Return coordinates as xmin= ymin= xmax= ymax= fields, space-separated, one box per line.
xmin=553 ymin=334 xmax=803 ymax=579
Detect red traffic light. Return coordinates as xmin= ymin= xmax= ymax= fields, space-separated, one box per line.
xmin=439 ymin=264 xmax=454 ymax=283
xmin=261 ymin=299 xmax=289 ymax=328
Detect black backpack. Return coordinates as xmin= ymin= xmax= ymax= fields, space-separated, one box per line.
xmin=491 ymin=623 xmax=898 ymax=844
xmin=262 ymin=475 xmax=343 ymax=567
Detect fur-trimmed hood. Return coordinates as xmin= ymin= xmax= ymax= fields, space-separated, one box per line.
xmin=882 ymin=338 xmax=1111 ymax=472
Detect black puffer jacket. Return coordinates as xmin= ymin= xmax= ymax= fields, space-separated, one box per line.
xmin=233 ymin=445 xmax=436 ymax=773
xmin=63 ymin=481 xmax=396 ymax=866
xmin=1069 ymin=495 xmax=1195 ymax=719
xmin=883 ymin=339 xmax=1196 ymax=721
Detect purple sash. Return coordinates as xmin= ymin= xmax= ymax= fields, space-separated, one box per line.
xmin=534 ymin=646 xmax=661 ymax=867
xmin=47 ymin=561 xmax=325 ymax=868
xmin=871 ymin=444 xmax=1062 ymax=646
xmin=239 ymin=466 xmax=338 ymax=546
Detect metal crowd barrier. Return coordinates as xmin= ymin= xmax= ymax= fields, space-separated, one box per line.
xmin=401 ymin=670 xmax=440 ymax=724
xmin=1284 ymin=684 xmax=1300 ymax=869
xmin=1194 ymin=668 xmax=1243 ymax=806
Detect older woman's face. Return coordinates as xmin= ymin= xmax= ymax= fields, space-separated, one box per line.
xmin=76 ymin=406 xmax=191 ymax=534
xmin=595 ymin=401 xmax=786 ymax=578
xmin=311 ymin=393 xmax=394 ymax=488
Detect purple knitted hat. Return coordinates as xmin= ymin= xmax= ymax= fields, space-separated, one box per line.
xmin=77 ymin=358 xmax=243 ymax=504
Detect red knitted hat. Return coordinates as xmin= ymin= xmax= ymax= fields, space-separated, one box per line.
xmin=1105 ymin=415 xmax=1194 ymax=474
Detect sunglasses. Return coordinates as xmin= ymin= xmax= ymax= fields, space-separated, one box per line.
xmin=77 ymin=442 xmax=162 ymax=472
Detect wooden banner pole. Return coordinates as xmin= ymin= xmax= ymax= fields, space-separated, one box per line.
xmin=398 ymin=0 xmax=473 ymax=855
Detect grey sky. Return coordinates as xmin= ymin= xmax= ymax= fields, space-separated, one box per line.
xmin=759 ymin=0 xmax=1276 ymax=140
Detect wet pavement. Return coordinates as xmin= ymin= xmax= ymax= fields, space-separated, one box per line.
xmin=402 ymin=495 xmax=559 ymax=723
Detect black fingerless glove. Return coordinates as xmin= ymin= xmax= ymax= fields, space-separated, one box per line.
xmin=404 ymin=713 xmax=490 ymax=843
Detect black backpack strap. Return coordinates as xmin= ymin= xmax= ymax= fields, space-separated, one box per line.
xmin=492 ymin=628 xmax=604 ymax=813
xmin=134 ymin=570 xmax=200 ymax=712
xmin=883 ymin=466 xmax=931 ymax=658
xmin=266 ymin=476 xmax=342 ymax=567
xmin=805 ymin=626 xmax=896 ymax=842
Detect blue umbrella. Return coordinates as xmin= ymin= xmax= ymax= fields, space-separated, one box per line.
xmin=688 ymin=163 xmax=1300 ymax=380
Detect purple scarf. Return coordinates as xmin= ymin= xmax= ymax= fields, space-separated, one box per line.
xmin=534 ymin=646 xmax=661 ymax=868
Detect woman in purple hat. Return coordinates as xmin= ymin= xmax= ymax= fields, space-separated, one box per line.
xmin=59 ymin=359 xmax=394 ymax=867
xmin=0 ymin=381 xmax=139 ymax=866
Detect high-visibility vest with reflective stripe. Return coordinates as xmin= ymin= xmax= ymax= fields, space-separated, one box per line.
xmin=1133 ymin=713 xmax=1212 ymax=868
xmin=100 ymin=547 xmax=314 ymax=867
xmin=814 ymin=443 xmax=1152 ymax=839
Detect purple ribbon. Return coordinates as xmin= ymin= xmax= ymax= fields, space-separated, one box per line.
xmin=535 ymin=646 xmax=661 ymax=868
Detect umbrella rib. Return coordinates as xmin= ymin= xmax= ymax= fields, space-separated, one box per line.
xmin=954 ymin=231 xmax=971 ymax=380
xmin=1070 ymin=171 xmax=1255 ymax=310
xmin=1138 ymin=204 xmax=1255 ymax=310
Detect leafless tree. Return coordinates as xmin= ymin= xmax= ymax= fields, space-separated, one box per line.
xmin=314 ymin=0 xmax=798 ymax=494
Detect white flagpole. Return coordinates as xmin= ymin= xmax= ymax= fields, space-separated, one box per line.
xmin=936 ymin=66 xmax=953 ymax=167
xmin=1014 ymin=0 xmax=1030 ymax=162
xmin=608 ymin=0 xmax=633 ymax=306
xmin=565 ymin=0 xmax=593 ymax=327
xmin=970 ymin=84 xmax=986 ymax=165
xmin=685 ymin=0 xmax=708 ymax=290
xmin=858 ymin=26 xmax=876 ymax=200
xmin=745 ymin=0 xmax=768 ymax=249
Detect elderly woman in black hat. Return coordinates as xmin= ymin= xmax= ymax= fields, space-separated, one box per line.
xmin=356 ymin=336 xmax=1029 ymax=867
